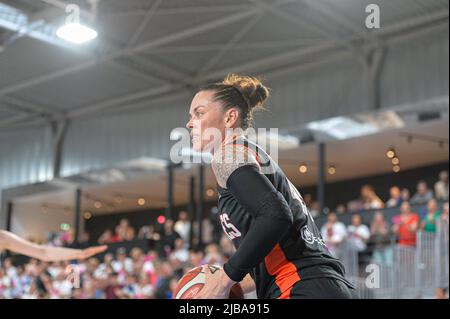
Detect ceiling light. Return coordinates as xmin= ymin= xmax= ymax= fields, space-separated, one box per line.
xmin=299 ymin=164 xmax=307 ymax=174
xmin=56 ymin=23 xmax=97 ymax=44
xmin=328 ymin=166 xmax=336 ymax=175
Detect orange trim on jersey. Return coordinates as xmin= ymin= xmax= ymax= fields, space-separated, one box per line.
xmin=264 ymin=244 xmax=301 ymax=299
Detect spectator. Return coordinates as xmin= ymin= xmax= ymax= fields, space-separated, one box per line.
xmin=410 ymin=181 xmax=434 ymax=205
xmin=204 ymin=243 xmax=222 ymax=265
xmin=401 ymin=188 xmax=410 ymax=202
xmin=137 ymin=225 xmax=155 ymax=240
xmin=174 ymin=211 xmax=191 ymax=244
xmin=320 ymin=212 xmax=347 ymax=258
xmin=154 ymin=261 xmax=174 ymax=299
xmin=98 ymin=229 xmax=114 ymax=244
xmin=171 ymin=238 xmax=189 ymax=264
xmin=434 ymin=287 xmax=449 ymax=299
xmin=157 ymin=220 xmax=181 ymax=258
xmin=420 ymin=199 xmax=442 ymax=233
xmin=335 ymin=204 xmax=346 ymax=215
xmin=104 ymin=272 xmax=123 ymax=299
xmin=130 ymin=248 xmax=144 ymax=274
xmin=112 ymin=225 xmax=123 ymax=242
xmin=434 ymin=170 xmax=449 ymax=201
xmin=361 ymin=185 xmax=385 ymax=210
xmin=191 ymin=218 xmax=214 ymax=246
xmin=386 ymin=186 xmax=402 ymax=208
xmin=347 ymin=214 xmax=370 ymax=252
xmin=124 ymin=227 xmax=136 ymax=242
xmin=309 ymin=201 xmax=320 ymax=218
xmin=370 ymin=211 xmax=393 ymax=265
xmin=393 ymin=202 xmax=420 ymax=247
xmin=137 ymin=274 xmax=154 ymax=299
xmin=112 ymin=248 xmax=133 ymax=275
xmin=441 ymin=202 xmax=449 ymax=224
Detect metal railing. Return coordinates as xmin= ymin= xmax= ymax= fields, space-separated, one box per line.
xmin=339 ymin=220 xmax=449 ymax=299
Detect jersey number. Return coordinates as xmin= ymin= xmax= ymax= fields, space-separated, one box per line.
xmin=220 ymin=213 xmax=242 ymax=240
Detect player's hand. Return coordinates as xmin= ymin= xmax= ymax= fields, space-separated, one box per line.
xmin=78 ymin=245 xmax=108 ymax=259
xmin=193 ymin=265 xmax=235 ymax=299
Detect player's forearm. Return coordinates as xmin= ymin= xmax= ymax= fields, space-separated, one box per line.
xmin=0 ymin=229 xmax=83 ymax=261
xmin=224 ymin=214 xmax=291 ymax=282
xmin=40 ymin=246 xmax=85 ymax=261
xmin=240 ymin=274 xmax=256 ymax=294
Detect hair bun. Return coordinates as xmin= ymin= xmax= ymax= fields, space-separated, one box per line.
xmin=222 ymin=73 xmax=270 ymax=110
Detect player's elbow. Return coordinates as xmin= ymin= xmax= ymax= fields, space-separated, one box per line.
xmin=258 ymin=191 xmax=293 ymax=225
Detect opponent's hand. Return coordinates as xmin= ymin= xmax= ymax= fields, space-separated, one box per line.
xmin=193 ymin=265 xmax=235 ymax=299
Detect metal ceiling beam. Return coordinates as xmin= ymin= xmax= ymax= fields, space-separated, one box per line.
xmin=196 ymin=11 xmax=264 ymax=76
xmin=67 ymin=82 xmax=187 ymax=118
xmin=76 ymin=10 xmax=449 ymax=119
xmin=248 ymin=0 xmax=364 ymax=58
xmin=105 ymin=60 xmax=163 ymax=84
xmin=100 ymin=4 xmax=258 ymax=17
xmin=36 ymin=0 xmax=192 ymax=88
xmin=125 ymin=0 xmax=162 ymax=49
xmin=0 ymin=95 xmax=57 ymax=116
xmin=147 ymin=39 xmax=321 ymax=53
xmin=0 ymin=113 xmax=31 ymax=127
xmin=130 ymin=55 xmax=193 ymax=86
xmin=301 ymin=0 xmax=374 ymax=40
xmin=0 ymin=0 xmax=294 ymax=97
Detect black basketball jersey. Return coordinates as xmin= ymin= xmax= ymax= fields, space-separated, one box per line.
xmin=217 ymin=136 xmax=348 ymax=299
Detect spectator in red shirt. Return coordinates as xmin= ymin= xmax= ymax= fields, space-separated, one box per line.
xmin=393 ymin=201 xmax=420 ymax=247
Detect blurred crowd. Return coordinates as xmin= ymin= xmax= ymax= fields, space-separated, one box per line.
xmin=0 ymin=235 xmax=235 ymax=299
xmin=321 ymin=199 xmax=448 ymax=258
xmin=305 ymin=170 xmax=448 ymax=217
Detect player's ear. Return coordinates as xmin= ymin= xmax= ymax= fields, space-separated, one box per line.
xmin=224 ymin=108 xmax=239 ymax=128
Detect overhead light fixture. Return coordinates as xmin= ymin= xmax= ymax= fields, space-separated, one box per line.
xmin=94 ymin=200 xmax=102 ymax=209
xmin=84 ymin=211 xmax=92 ymax=220
xmin=137 ymin=197 xmax=146 ymax=206
xmin=328 ymin=165 xmax=336 ymax=175
xmin=206 ymin=188 xmax=215 ymax=197
xmin=386 ymin=148 xmax=395 ymax=159
xmin=56 ymin=23 xmax=97 ymax=44
xmin=299 ymin=164 xmax=308 ymax=174
xmin=393 ymin=165 xmax=400 ymax=173
xmin=392 ymin=157 xmax=400 ymax=165
xmin=56 ymin=4 xmax=97 ymax=44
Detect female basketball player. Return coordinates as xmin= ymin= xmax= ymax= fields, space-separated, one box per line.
xmin=0 ymin=229 xmax=107 ymax=261
xmin=186 ymin=74 xmax=356 ymax=299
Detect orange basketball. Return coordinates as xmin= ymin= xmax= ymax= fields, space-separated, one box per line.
xmin=174 ymin=265 xmax=244 ymax=299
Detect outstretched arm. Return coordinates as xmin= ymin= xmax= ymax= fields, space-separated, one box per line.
xmin=0 ymin=230 xmax=107 ymax=262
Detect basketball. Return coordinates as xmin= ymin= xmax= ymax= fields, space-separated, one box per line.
xmin=174 ymin=265 xmax=244 ymax=299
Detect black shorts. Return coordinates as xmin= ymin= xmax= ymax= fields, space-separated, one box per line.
xmin=279 ymin=277 xmax=358 ymax=299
